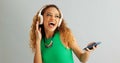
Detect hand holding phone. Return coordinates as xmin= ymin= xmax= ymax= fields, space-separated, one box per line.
xmin=83 ymin=42 xmax=101 ymax=51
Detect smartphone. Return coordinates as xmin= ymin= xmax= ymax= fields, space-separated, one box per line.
xmin=83 ymin=42 xmax=101 ymax=50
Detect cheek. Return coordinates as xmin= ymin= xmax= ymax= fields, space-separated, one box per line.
xmin=43 ymin=21 xmax=48 ymax=28
xmin=43 ymin=16 xmax=48 ymax=22
xmin=57 ymin=19 xmax=60 ymax=24
xmin=43 ymin=18 xmax=48 ymax=24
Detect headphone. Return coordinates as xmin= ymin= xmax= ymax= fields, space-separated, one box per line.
xmin=38 ymin=5 xmax=63 ymax=27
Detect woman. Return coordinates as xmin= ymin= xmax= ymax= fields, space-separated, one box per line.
xmin=30 ymin=4 xmax=96 ymax=63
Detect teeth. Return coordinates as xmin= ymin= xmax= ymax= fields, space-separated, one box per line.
xmin=49 ymin=22 xmax=55 ymax=25
xmin=49 ymin=22 xmax=54 ymax=23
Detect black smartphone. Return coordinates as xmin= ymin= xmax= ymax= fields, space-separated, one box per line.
xmin=83 ymin=42 xmax=101 ymax=50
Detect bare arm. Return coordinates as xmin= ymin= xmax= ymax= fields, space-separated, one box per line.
xmin=34 ymin=21 xmax=42 ymax=63
xmin=69 ymin=38 xmax=95 ymax=63
xmin=34 ymin=40 xmax=42 ymax=63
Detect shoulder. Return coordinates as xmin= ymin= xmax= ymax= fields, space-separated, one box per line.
xmin=59 ymin=30 xmax=77 ymax=49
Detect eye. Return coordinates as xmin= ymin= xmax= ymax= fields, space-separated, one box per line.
xmin=46 ymin=13 xmax=52 ymax=16
xmin=55 ymin=15 xmax=60 ymax=18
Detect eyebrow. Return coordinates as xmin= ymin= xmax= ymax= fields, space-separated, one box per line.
xmin=46 ymin=12 xmax=60 ymax=16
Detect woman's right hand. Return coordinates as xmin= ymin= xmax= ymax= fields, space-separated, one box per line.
xmin=35 ymin=21 xmax=42 ymax=44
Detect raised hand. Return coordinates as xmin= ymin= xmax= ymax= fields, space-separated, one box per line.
xmin=35 ymin=21 xmax=42 ymax=44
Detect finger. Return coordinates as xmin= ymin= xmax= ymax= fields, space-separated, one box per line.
xmin=38 ymin=27 xmax=41 ymax=32
xmin=92 ymin=46 xmax=96 ymax=50
xmin=86 ymin=48 xmax=92 ymax=52
xmin=36 ymin=21 xmax=39 ymax=31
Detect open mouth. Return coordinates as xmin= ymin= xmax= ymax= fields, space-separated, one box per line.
xmin=49 ymin=22 xmax=55 ymax=27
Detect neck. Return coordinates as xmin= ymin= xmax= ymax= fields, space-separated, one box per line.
xmin=45 ymin=30 xmax=54 ymax=39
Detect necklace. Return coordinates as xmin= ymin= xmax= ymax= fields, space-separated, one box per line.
xmin=44 ymin=40 xmax=53 ymax=48
xmin=44 ymin=34 xmax=55 ymax=48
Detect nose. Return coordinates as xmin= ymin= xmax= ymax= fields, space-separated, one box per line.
xmin=50 ymin=15 xmax=55 ymax=20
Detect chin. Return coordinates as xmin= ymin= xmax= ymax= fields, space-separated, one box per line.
xmin=48 ymin=29 xmax=55 ymax=32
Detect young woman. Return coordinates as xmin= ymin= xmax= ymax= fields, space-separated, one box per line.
xmin=30 ymin=4 xmax=96 ymax=63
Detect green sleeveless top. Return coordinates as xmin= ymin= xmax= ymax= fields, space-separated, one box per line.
xmin=41 ymin=31 xmax=74 ymax=63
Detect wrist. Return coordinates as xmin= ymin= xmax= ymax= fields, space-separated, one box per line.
xmin=80 ymin=51 xmax=90 ymax=63
xmin=36 ymin=39 xmax=41 ymax=42
xmin=35 ymin=40 xmax=41 ymax=47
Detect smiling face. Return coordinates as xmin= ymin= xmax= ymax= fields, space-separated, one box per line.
xmin=43 ymin=7 xmax=60 ymax=32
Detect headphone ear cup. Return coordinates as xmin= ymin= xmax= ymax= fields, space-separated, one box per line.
xmin=58 ymin=18 xmax=62 ymax=27
xmin=39 ymin=15 xmax=43 ymax=24
xmin=58 ymin=11 xmax=63 ymax=27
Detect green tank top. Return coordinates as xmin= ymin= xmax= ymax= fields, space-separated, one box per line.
xmin=41 ymin=31 xmax=74 ymax=63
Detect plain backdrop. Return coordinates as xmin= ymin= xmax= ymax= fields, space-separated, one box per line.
xmin=0 ymin=0 xmax=120 ymax=63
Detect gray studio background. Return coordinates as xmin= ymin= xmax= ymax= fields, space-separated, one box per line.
xmin=0 ymin=0 xmax=120 ymax=63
